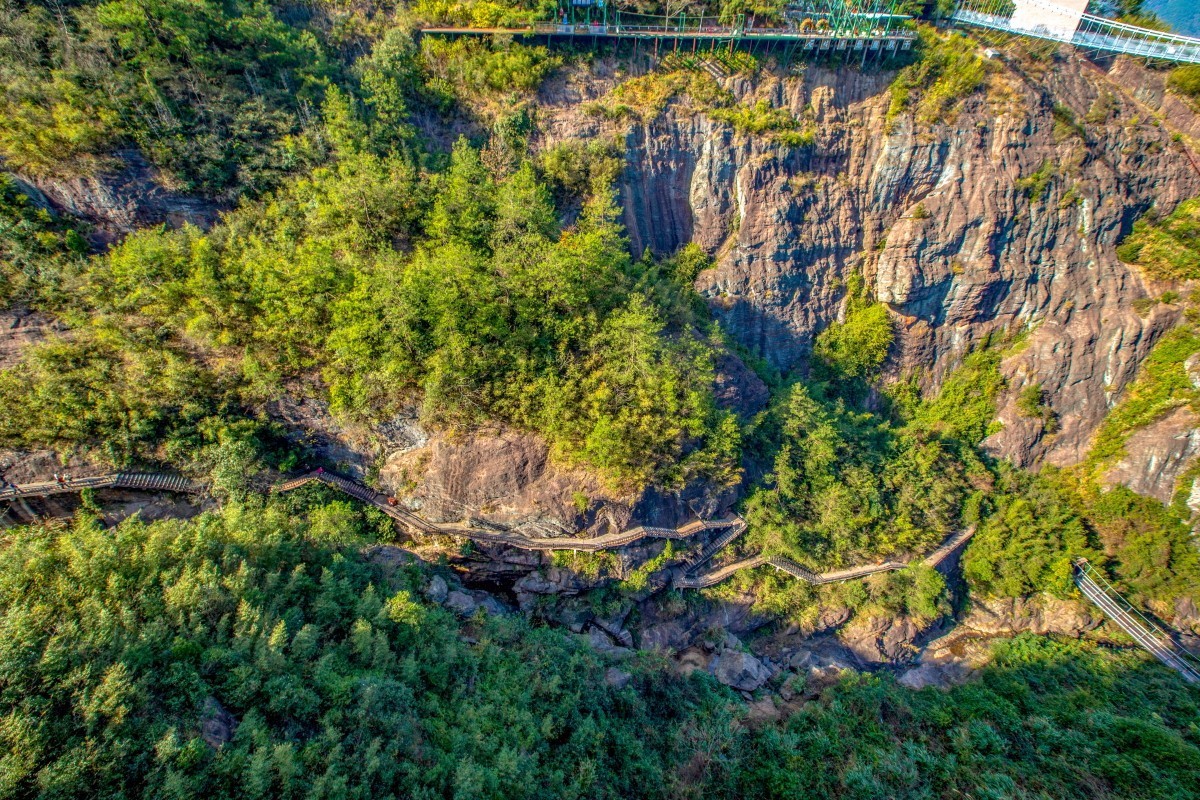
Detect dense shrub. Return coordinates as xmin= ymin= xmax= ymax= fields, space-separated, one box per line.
xmin=887 ymin=27 xmax=988 ymax=129
xmin=0 ymin=174 xmax=89 ymax=306
xmin=421 ymin=37 xmax=561 ymax=96
xmin=812 ymin=302 xmax=893 ymax=380
xmin=2 ymin=505 xmax=1198 ymax=800
xmin=743 ymin=377 xmax=975 ymax=567
xmin=0 ymin=0 xmax=333 ymax=197
xmin=1117 ymin=198 xmax=1200 ymax=281
xmin=1168 ymin=65 xmax=1200 ymax=103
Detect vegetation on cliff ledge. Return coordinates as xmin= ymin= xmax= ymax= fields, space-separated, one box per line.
xmin=1118 ymin=198 xmax=1200 ymax=281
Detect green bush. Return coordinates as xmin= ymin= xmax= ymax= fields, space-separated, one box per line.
xmin=963 ymin=468 xmax=1095 ymax=598
xmin=0 ymin=0 xmax=334 ymax=196
xmin=908 ymin=348 xmax=1005 ymax=445
xmin=0 ymin=174 xmax=89 ymax=307
xmin=888 ymin=28 xmax=988 ymax=129
xmin=422 ymin=37 xmax=561 ymax=97
xmin=411 ymin=0 xmax=553 ymax=27
xmin=1168 ymin=65 xmax=1200 ymax=103
xmin=1016 ymin=382 xmax=1058 ymax=433
xmin=0 ymin=327 xmax=276 ymax=470
xmin=1016 ymin=160 xmax=1056 ymax=201
xmin=813 ymin=303 xmax=893 ymax=380
xmin=708 ymin=99 xmax=813 ymax=146
xmin=537 ymin=138 xmax=624 ymax=203
xmin=1116 ymin=198 xmax=1200 ymax=281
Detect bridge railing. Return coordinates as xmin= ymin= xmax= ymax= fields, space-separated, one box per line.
xmin=953 ymin=0 xmax=1200 ymax=64
xmin=499 ymin=20 xmax=917 ymax=40
xmin=1074 ymin=559 xmax=1200 ymax=684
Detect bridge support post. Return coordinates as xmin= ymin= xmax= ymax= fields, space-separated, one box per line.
xmin=16 ymin=498 xmax=37 ymax=522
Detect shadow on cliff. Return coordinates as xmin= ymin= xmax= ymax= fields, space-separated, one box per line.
xmin=707 ymin=294 xmax=815 ymax=376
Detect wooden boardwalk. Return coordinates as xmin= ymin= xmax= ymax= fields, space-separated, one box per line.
xmin=0 ymin=469 xmax=978 ymax=594
xmin=0 ymin=472 xmax=202 ymax=500
xmin=273 ymin=471 xmax=737 ymax=551
xmin=674 ymin=526 xmax=976 ymax=590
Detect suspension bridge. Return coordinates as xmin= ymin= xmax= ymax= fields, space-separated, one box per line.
xmin=953 ymin=0 xmax=1200 ymax=63
xmin=1074 ymin=559 xmax=1200 ymax=684
xmin=422 ymin=0 xmax=919 ymax=55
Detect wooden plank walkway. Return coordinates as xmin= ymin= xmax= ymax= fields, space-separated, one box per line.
xmin=0 ymin=472 xmax=202 ymax=500
xmin=674 ymin=526 xmax=976 ymax=590
xmin=271 ymin=471 xmax=738 ymax=551
xmin=0 ymin=469 xmax=979 ymax=594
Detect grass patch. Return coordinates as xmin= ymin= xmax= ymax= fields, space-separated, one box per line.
xmin=588 ymin=70 xmax=812 ymax=145
xmin=887 ymin=27 xmax=989 ymax=130
xmin=1117 ymin=198 xmax=1200 ymax=281
xmin=1168 ymin=65 xmax=1200 ymax=107
xmin=1016 ymin=160 xmax=1055 ymax=201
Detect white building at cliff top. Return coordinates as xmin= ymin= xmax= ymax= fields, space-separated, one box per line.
xmin=1010 ymin=0 xmax=1089 ymax=38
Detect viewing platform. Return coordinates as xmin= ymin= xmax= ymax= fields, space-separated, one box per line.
xmin=422 ymin=1 xmax=918 ymax=52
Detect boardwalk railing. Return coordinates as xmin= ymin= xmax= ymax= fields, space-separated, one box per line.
xmin=675 ymin=555 xmax=767 ymax=589
xmin=1074 ymin=559 xmax=1200 ymax=684
xmin=1 ymin=468 xmax=980 ymax=595
xmin=0 ymin=472 xmax=202 ymax=501
xmin=422 ymin=20 xmax=916 ymax=47
xmin=683 ymin=519 xmax=748 ymax=570
xmin=674 ymin=525 xmax=976 ymax=590
xmin=272 ymin=471 xmax=741 ymax=552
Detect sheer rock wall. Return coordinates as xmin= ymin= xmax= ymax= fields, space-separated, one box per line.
xmin=539 ymin=52 xmax=1200 ymax=477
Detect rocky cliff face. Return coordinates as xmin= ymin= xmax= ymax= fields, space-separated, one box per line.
xmin=1103 ymin=406 xmax=1200 ymax=503
xmin=538 ymin=50 xmax=1200 ymax=478
xmin=16 ymin=149 xmax=219 ymax=246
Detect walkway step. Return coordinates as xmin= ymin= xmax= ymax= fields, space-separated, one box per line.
xmin=685 ymin=520 xmax=747 ymax=571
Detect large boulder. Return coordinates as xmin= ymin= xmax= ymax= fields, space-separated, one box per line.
xmin=425 ymin=575 xmax=449 ymax=604
xmin=199 ymin=697 xmax=238 ymax=749
xmin=839 ymin=615 xmax=922 ymax=664
xmin=962 ymin=594 xmax=1101 ymax=638
xmin=605 ymin=667 xmax=633 ymax=689
xmin=444 ymin=590 xmax=478 ymax=617
xmin=708 ymin=649 xmax=771 ymax=692
xmin=17 ymin=149 xmax=219 ymax=247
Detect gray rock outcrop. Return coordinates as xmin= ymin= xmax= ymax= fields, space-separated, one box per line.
xmin=961 ymin=594 xmax=1102 ymax=637
xmin=18 ymin=149 xmax=219 ymax=246
xmin=709 ymin=648 xmax=772 ymax=692
xmin=1102 ymin=406 xmax=1200 ymax=503
xmin=536 ymin=53 xmax=1200 ymax=491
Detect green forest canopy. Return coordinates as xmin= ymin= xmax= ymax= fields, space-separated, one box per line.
xmin=1 ymin=3 xmax=1200 ymax=797
xmin=0 ymin=500 xmax=1197 ymax=800
xmin=1 ymin=0 xmax=1198 ymax=600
